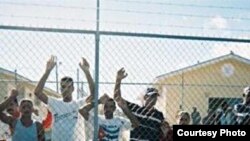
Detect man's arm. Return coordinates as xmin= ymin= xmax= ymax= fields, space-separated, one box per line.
xmin=114 ymin=68 xmax=139 ymax=110
xmin=114 ymin=68 xmax=128 ymax=101
xmin=114 ymin=68 xmax=140 ymax=110
xmin=114 ymin=68 xmax=140 ymax=128
xmin=36 ymin=122 xmax=45 ymax=141
xmin=0 ymin=89 xmax=17 ymax=125
xmin=115 ymin=90 xmax=140 ymax=128
xmin=79 ymin=94 xmax=109 ymax=120
xmin=79 ymin=57 xmax=94 ymax=103
xmin=34 ymin=56 xmax=56 ymax=104
xmin=79 ymin=102 xmax=94 ymax=120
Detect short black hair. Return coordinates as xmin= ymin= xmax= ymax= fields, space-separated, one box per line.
xmin=61 ymin=76 xmax=73 ymax=83
xmin=104 ymin=98 xmax=116 ymax=106
xmin=61 ymin=77 xmax=74 ymax=87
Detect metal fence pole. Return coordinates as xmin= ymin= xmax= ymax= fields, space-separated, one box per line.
xmin=55 ymin=59 xmax=59 ymax=93
xmin=93 ymin=0 xmax=100 ymax=140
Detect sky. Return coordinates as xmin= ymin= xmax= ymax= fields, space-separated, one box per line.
xmin=0 ymin=0 xmax=250 ymax=104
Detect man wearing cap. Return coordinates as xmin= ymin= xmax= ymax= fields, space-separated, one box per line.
xmin=234 ymin=86 xmax=250 ymax=125
xmin=114 ymin=68 xmax=165 ymax=141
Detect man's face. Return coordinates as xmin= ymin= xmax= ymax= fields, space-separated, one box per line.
xmin=60 ymin=81 xmax=74 ymax=98
xmin=20 ymin=101 xmax=33 ymax=116
xmin=144 ymin=94 xmax=158 ymax=108
xmin=104 ymin=100 xmax=116 ymax=118
xmin=6 ymin=100 xmax=18 ymax=116
xmin=177 ymin=114 xmax=190 ymax=125
xmin=243 ymin=87 xmax=250 ymax=104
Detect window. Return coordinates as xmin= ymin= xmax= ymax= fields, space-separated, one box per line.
xmin=209 ymin=97 xmax=242 ymax=111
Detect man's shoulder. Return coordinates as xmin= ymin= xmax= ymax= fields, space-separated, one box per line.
xmin=115 ymin=116 xmax=128 ymax=121
xmin=153 ymin=108 xmax=163 ymax=115
xmin=113 ymin=117 xmax=130 ymax=127
xmin=75 ymin=98 xmax=86 ymax=103
xmin=127 ymin=101 xmax=140 ymax=106
xmin=151 ymin=108 xmax=164 ymax=120
xmin=126 ymin=101 xmax=142 ymax=111
xmin=48 ymin=97 xmax=62 ymax=102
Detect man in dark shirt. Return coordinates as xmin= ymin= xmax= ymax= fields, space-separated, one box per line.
xmin=114 ymin=68 xmax=164 ymax=141
xmin=234 ymin=86 xmax=250 ymax=125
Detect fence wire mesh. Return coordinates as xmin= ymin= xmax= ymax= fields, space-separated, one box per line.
xmin=1 ymin=1 xmax=250 ymax=140
xmin=0 ymin=28 xmax=250 ymax=141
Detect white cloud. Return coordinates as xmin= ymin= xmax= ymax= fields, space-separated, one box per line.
xmin=204 ymin=15 xmax=229 ymax=29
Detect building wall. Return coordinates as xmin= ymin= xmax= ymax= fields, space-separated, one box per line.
xmin=0 ymin=82 xmax=8 ymax=102
xmin=157 ymin=58 xmax=250 ymax=125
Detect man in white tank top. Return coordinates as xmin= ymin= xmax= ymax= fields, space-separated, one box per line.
xmin=0 ymin=89 xmax=45 ymax=141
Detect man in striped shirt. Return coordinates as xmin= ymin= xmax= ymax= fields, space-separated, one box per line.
xmin=114 ymin=68 xmax=165 ymax=141
xmin=79 ymin=67 xmax=140 ymax=141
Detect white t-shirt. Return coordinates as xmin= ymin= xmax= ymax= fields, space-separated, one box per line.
xmin=88 ymin=113 xmax=132 ymax=141
xmin=48 ymin=97 xmax=85 ymax=141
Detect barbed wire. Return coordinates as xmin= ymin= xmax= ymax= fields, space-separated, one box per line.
xmin=106 ymin=0 xmax=250 ymax=11
xmin=0 ymin=14 xmax=95 ymax=23
xmin=1 ymin=1 xmax=249 ymax=22
xmin=100 ymin=8 xmax=250 ymax=21
xmin=1 ymin=14 xmax=250 ymax=32
xmin=101 ymin=20 xmax=250 ymax=33
xmin=0 ymin=1 xmax=96 ymax=10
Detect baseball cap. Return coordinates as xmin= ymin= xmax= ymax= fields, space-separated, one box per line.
xmin=243 ymin=86 xmax=250 ymax=96
xmin=145 ymin=87 xmax=159 ymax=96
xmin=20 ymin=98 xmax=33 ymax=105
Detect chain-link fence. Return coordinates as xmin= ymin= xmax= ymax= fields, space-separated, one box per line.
xmin=1 ymin=27 xmax=250 ymax=141
xmin=1 ymin=0 xmax=250 ymax=141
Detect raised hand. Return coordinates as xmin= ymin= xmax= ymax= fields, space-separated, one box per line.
xmin=116 ymin=68 xmax=128 ymax=81
xmin=79 ymin=57 xmax=90 ymax=72
xmin=114 ymin=68 xmax=127 ymax=99
xmin=46 ymin=56 xmax=56 ymax=72
xmin=99 ymin=93 xmax=110 ymax=104
xmin=10 ymin=89 xmax=18 ymax=98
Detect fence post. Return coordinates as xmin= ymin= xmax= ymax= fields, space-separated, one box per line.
xmin=93 ymin=0 xmax=100 ymax=140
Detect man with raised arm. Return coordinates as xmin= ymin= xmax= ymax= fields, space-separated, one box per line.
xmin=0 ymin=89 xmax=45 ymax=141
xmin=34 ymin=56 xmax=94 ymax=141
xmin=79 ymin=92 xmax=139 ymax=141
xmin=114 ymin=68 xmax=165 ymax=141
xmin=79 ymin=68 xmax=140 ymax=141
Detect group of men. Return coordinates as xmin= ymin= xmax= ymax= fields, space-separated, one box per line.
xmin=0 ymin=56 xmax=168 ymax=141
xmin=1 ymin=56 xmax=250 ymax=141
